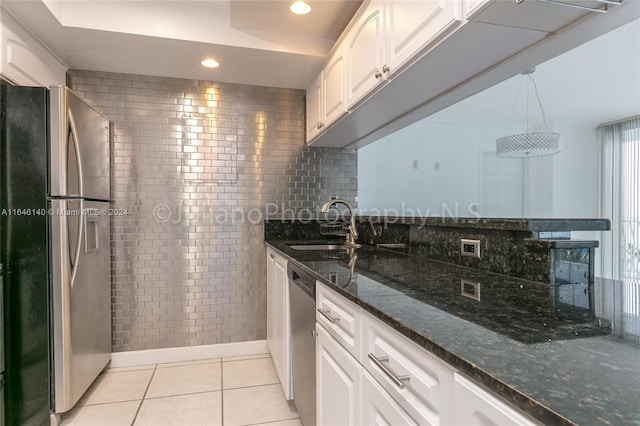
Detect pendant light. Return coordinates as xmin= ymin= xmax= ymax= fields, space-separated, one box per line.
xmin=496 ymin=67 xmax=561 ymax=158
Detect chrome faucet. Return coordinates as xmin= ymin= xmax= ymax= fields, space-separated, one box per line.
xmin=320 ymin=198 xmax=359 ymax=247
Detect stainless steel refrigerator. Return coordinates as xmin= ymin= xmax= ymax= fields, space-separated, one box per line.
xmin=1 ymin=85 xmax=111 ymax=425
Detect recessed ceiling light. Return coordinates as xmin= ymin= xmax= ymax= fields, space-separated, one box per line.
xmin=200 ymin=58 xmax=220 ymax=68
xmin=290 ymin=1 xmax=311 ymax=15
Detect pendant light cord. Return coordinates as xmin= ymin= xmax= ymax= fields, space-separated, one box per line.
xmin=504 ymin=75 xmax=526 ymax=137
xmin=503 ymin=70 xmax=552 ymax=136
xmin=528 ymin=73 xmax=551 ymax=133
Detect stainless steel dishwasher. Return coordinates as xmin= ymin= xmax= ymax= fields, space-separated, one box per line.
xmin=287 ymin=263 xmax=316 ymax=426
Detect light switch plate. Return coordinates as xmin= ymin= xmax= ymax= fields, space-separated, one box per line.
xmin=461 ymin=239 xmax=481 ymax=259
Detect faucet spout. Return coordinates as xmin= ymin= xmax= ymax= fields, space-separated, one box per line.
xmin=320 ymin=198 xmax=359 ymax=246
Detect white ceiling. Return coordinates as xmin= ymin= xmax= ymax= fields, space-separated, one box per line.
xmin=1 ymin=0 xmax=362 ymax=89
xmin=429 ymin=17 xmax=640 ymax=128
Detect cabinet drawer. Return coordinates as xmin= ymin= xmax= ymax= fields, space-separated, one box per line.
xmin=316 ymin=281 xmax=361 ymax=359
xmin=363 ymin=369 xmax=418 ymax=425
xmin=362 ymin=312 xmax=454 ymax=426
xmin=453 ymin=374 xmax=539 ymax=426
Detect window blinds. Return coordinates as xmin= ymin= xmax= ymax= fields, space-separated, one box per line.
xmin=600 ymin=117 xmax=640 ymax=344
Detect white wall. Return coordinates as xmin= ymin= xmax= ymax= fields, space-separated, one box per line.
xmin=358 ymin=119 xmax=600 ymax=221
xmin=358 ymin=119 xmax=504 ymax=216
xmin=551 ymin=123 xmax=600 ymax=218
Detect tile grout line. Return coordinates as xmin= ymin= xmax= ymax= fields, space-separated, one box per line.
xmin=130 ymin=364 xmax=158 ymax=426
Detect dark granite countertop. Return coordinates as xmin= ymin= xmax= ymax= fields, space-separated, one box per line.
xmin=266 ymin=240 xmax=640 ymax=426
xmin=354 ymin=216 xmax=611 ymax=232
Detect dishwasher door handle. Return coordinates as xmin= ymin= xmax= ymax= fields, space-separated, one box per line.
xmin=317 ymin=308 xmax=340 ymax=323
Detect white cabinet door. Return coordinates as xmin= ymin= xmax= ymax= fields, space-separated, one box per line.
xmin=385 ymin=0 xmax=462 ymax=76
xmin=266 ymin=249 xmax=292 ymax=399
xmin=362 ymin=370 xmax=418 ymax=426
xmin=266 ymin=251 xmax=276 ymax=353
xmin=453 ymin=374 xmax=539 ymax=426
xmin=323 ymin=40 xmax=347 ymax=127
xmin=464 ymin=0 xmax=491 ymax=18
xmin=0 ymin=9 xmax=67 ymax=86
xmin=306 ymin=72 xmax=323 ymax=142
xmin=362 ymin=312 xmax=455 ymax=426
xmin=346 ymin=1 xmax=386 ymax=109
xmin=317 ymin=323 xmax=362 ymax=426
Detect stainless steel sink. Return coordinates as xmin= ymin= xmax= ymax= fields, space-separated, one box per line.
xmin=288 ymin=244 xmax=349 ymax=251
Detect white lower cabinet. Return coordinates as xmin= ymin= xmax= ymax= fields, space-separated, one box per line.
xmin=362 ymin=312 xmax=454 ymax=426
xmin=314 ymin=281 xmax=541 ymax=426
xmin=266 ymin=249 xmax=292 ymax=399
xmin=362 ymin=369 xmax=418 ymax=425
xmin=316 ymin=323 xmax=362 ymax=426
xmin=316 ymin=281 xmax=361 ymax=359
xmin=453 ymin=374 xmax=539 ymax=426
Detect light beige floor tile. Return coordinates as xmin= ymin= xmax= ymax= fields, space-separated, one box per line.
xmin=223 ymin=357 xmax=280 ymax=390
xmin=251 ymin=419 xmax=303 ymax=426
xmin=156 ymin=358 xmax=220 ymax=369
xmin=104 ymin=364 xmax=156 ymax=373
xmin=61 ymin=400 xmax=140 ymax=425
xmin=77 ymin=369 xmax=154 ymax=406
xmin=145 ymin=362 xmax=222 ymax=398
xmin=134 ymin=391 xmax=222 ymax=426
xmin=222 ymin=353 xmax=271 ymax=363
xmin=224 ymin=384 xmax=298 ymax=426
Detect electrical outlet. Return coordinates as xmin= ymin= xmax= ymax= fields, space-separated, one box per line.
xmin=461 ymin=239 xmax=481 ymax=259
xmin=460 ymin=279 xmax=481 ymax=301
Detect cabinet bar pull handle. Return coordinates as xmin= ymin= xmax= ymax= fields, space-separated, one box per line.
xmin=368 ymin=353 xmax=410 ymax=389
xmin=318 ymin=308 xmax=340 ymax=323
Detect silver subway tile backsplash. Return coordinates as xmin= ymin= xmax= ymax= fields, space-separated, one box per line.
xmin=68 ymin=70 xmax=357 ymax=352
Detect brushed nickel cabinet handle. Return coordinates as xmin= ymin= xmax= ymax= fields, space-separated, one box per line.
xmin=382 ymin=64 xmax=390 ymax=73
xmin=374 ymin=70 xmax=382 ymax=79
xmin=270 ymin=253 xmax=275 ymax=259
xmin=368 ymin=353 xmax=410 ymax=389
xmin=318 ymin=307 xmax=340 ymax=323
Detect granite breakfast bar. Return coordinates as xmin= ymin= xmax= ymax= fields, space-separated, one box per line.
xmin=265 ymin=217 xmax=639 ymax=426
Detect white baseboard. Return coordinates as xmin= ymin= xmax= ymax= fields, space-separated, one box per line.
xmin=109 ymin=339 xmax=269 ymax=368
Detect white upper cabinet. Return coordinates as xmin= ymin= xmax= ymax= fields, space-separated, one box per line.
xmin=385 ymin=0 xmax=462 ymax=77
xmin=464 ymin=0 xmax=491 ymax=19
xmin=0 ymin=7 xmax=67 ymax=87
xmin=322 ymin=40 xmax=347 ymax=127
xmin=345 ymin=0 xmax=463 ymax=110
xmin=306 ymin=40 xmax=348 ymax=143
xmin=345 ymin=1 xmax=386 ymax=109
xmin=305 ymin=72 xmax=323 ymax=142
xmin=467 ymin=0 xmax=599 ymax=33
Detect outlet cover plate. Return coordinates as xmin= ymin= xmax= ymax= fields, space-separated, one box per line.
xmin=461 ymin=239 xmax=481 ymax=259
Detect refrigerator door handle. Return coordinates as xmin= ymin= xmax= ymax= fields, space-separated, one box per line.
xmin=69 ymin=201 xmax=84 ymax=287
xmin=67 ymin=110 xmax=84 ymax=198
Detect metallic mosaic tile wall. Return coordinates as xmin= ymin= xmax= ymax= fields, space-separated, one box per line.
xmin=67 ymin=70 xmax=357 ymax=352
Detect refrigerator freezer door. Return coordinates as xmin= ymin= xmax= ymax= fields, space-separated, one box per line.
xmin=1 ymin=86 xmax=51 ymax=426
xmin=50 ymin=86 xmax=110 ymax=201
xmin=50 ymin=199 xmax=111 ymax=413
